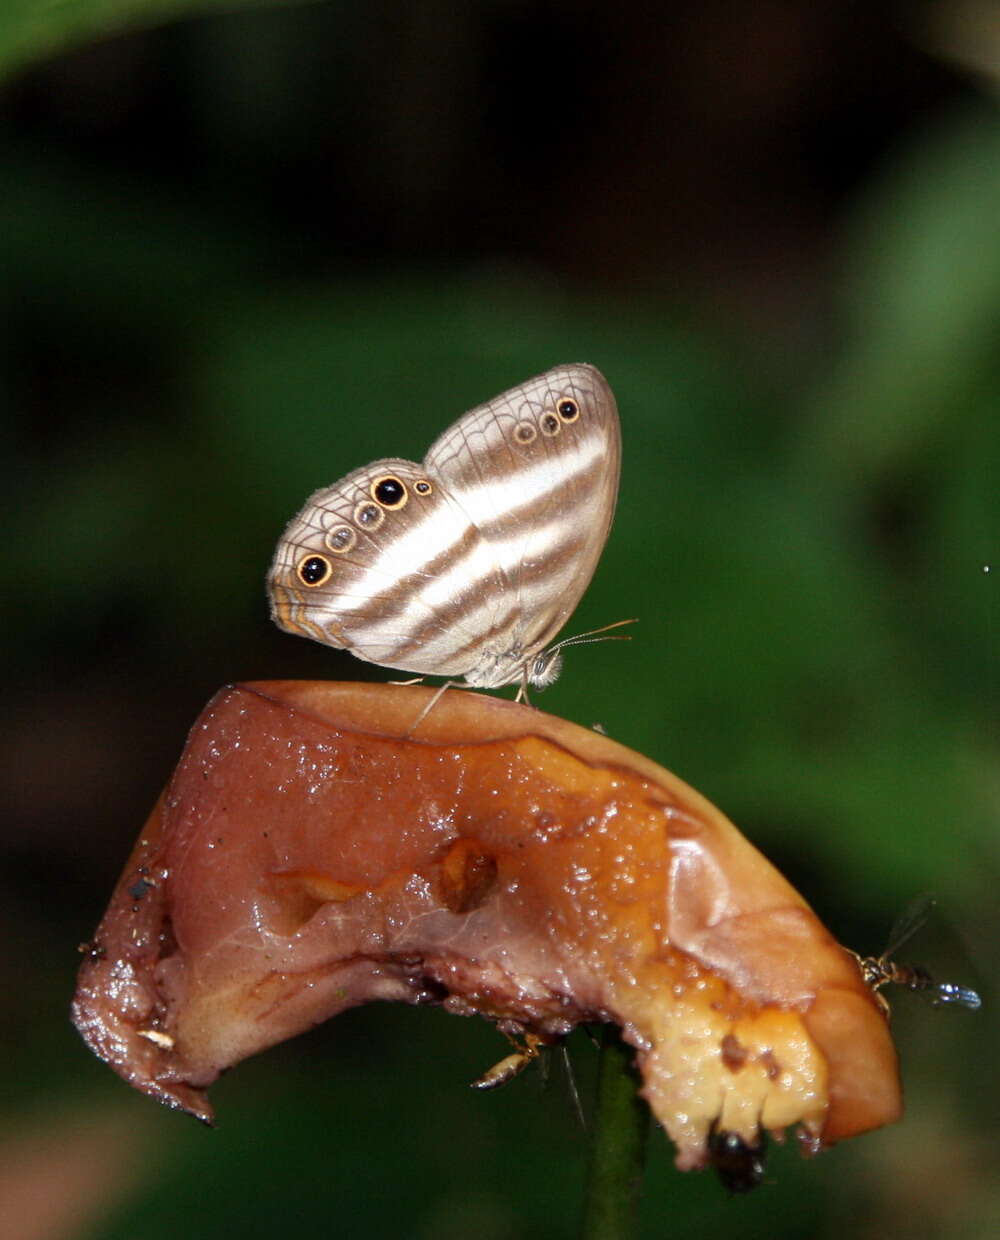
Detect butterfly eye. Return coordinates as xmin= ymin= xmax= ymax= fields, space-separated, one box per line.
xmin=514 ymin=421 xmax=537 ymax=445
xmin=371 ymin=476 xmax=408 ymax=509
xmin=325 ymin=525 xmax=356 ymax=554
xmin=540 ymin=412 xmax=560 ymax=437
xmin=354 ymin=501 xmax=385 ymax=530
xmin=297 ymin=555 xmax=332 ymax=587
xmin=414 ymin=479 xmax=433 ymax=496
xmin=556 ymin=398 xmax=579 ymax=422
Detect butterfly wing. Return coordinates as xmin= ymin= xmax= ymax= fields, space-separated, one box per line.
xmin=424 ymin=363 xmax=621 ymax=687
xmin=267 ymin=458 xmax=509 ymax=678
xmin=268 ymin=364 xmax=620 ymax=687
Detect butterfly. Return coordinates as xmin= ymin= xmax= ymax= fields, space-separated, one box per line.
xmin=267 ymin=364 xmax=621 ymax=694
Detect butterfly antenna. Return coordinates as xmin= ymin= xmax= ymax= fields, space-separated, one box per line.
xmin=548 ymin=617 xmax=638 ymax=654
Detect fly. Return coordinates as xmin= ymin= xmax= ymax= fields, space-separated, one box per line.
xmin=856 ymin=894 xmax=981 ymax=1014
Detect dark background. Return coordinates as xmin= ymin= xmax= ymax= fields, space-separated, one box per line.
xmin=1 ymin=3 xmax=997 ymax=1237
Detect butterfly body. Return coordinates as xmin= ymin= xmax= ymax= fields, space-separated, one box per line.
xmin=268 ymin=364 xmax=621 ymax=689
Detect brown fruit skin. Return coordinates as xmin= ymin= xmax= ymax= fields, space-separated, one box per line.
xmin=72 ymin=682 xmax=901 ymax=1169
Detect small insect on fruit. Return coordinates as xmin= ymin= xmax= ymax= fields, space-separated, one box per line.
xmin=855 ymin=894 xmax=982 ymax=1016
xmin=708 ymin=1123 xmax=767 ymax=1194
xmin=470 ymin=1029 xmax=550 ymax=1091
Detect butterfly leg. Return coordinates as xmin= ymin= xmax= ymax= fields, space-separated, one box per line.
xmin=514 ymin=668 xmax=533 ymax=707
xmin=388 ymin=677 xmax=425 ymax=686
xmin=404 ymin=680 xmax=456 ymax=737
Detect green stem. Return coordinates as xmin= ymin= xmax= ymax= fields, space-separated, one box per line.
xmin=581 ymin=1025 xmax=650 ymax=1240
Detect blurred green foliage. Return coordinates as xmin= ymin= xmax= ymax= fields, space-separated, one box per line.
xmin=1 ymin=4 xmax=997 ymax=1239
xmin=0 ymin=0 xmax=295 ymax=79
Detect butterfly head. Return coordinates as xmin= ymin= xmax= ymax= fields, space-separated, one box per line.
xmin=522 ymin=618 xmax=637 ymax=692
xmin=527 ymin=648 xmax=564 ymax=690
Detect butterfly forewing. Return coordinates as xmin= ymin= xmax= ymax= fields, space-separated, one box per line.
xmin=267 ymin=364 xmax=621 ymax=689
xmin=424 ymin=365 xmax=620 ymax=685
